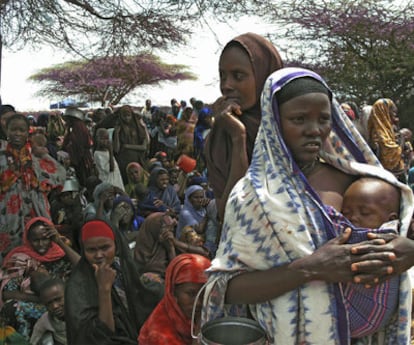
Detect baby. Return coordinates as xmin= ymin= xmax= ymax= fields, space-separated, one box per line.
xmin=341 ymin=177 xmax=399 ymax=231
xmin=328 ymin=177 xmax=401 ymax=338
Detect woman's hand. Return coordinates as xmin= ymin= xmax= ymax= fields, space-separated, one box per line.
xmin=99 ymin=189 xmax=114 ymax=204
xmin=350 ymin=233 xmax=414 ymax=285
xmin=44 ymin=226 xmax=61 ymax=243
xmin=159 ymin=228 xmax=174 ymax=243
xmin=93 ymin=262 xmax=116 ymax=293
xmin=214 ymin=103 xmax=246 ymax=139
xmin=201 ymin=197 xmax=211 ymax=208
xmin=297 ymin=228 xmax=355 ymax=283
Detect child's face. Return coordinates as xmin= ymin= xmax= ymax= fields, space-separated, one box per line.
xmin=96 ymin=131 xmax=110 ymax=149
xmin=189 ymin=233 xmax=204 ymax=247
xmin=41 ymin=284 xmax=65 ymax=320
xmin=128 ymin=167 xmax=141 ymax=183
xmin=342 ymin=183 xmax=395 ymax=229
xmin=169 ymin=171 xmax=178 ymax=184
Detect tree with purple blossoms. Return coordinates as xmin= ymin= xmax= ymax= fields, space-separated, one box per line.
xmin=29 ymin=54 xmax=196 ymax=106
xmin=0 ymin=0 xmax=257 ymax=102
xmin=262 ymin=0 xmax=414 ymax=125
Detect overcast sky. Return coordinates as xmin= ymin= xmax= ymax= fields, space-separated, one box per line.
xmin=1 ymin=18 xmax=275 ymax=112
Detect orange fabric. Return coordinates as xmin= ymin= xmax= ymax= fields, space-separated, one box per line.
xmin=138 ymin=254 xmax=210 ymax=345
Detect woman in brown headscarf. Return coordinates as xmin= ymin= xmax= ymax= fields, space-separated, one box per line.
xmin=204 ymin=32 xmax=283 ymax=225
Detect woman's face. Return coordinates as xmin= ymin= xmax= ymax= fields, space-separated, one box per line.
xmin=83 ymin=237 xmax=116 ymax=266
xmin=29 ymin=224 xmax=51 ymax=255
xmin=219 ymin=45 xmax=257 ymax=111
xmin=174 ymin=282 xmax=204 ymax=320
xmin=280 ymin=92 xmax=332 ymax=168
xmin=156 ymin=173 xmax=170 ymax=190
xmin=114 ymin=201 xmax=134 ymax=225
xmin=7 ymin=118 xmax=29 ymax=149
xmin=189 ymin=190 xmax=204 ymax=210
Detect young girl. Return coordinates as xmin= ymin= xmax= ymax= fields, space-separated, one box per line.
xmin=93 ymin=128 xmax=124 ymax=191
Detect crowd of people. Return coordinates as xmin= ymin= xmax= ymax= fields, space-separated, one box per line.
xmin=0 ymin=32 xmax=414 ymax=345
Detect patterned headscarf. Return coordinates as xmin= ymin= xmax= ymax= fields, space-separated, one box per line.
xmin=367 ymin=98 xmax=404 ymax=173
xmin=203 ymin=68 xmax=413 ymax=345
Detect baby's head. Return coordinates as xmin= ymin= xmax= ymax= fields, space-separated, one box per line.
xmin=342 ymin=177 xmax=400 ymax=229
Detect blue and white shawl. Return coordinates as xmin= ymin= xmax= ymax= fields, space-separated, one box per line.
xmin=202 ymin=68 xmax=413 ymax=345
xmin=176 ymin=185 xmax=206 ymax=238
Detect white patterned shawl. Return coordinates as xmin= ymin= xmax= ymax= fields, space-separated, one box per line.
xmin=202 ymin=68 xmax=413 ymax=345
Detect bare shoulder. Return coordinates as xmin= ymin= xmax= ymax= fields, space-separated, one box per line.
xmin=308 ymin=162 xmax=357 ymax=210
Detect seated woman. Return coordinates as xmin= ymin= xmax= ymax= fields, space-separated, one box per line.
xmin=0 ymin=217 xmax=79 ymax=340
xmin=110 ymin=195 xmax=142 ymax=247
xmin=124 ymin=162 xmax=149 ymax=199
xmin=176 ymin=185 xmax=208 ymax=239
xmin=134 ymin=183 xmax=168 ymax=219
xmin=134 ymin=212 xmax=209 ymax=310
xmin=83 ymin=182 xmax=126 ymax=223
xmin=147 ymin=167 xmax=182 ymax=217
xmin=138 ymin=253 xmax=210 ymax=344
xmin=65 ymin=219 xmax=148 ymax=345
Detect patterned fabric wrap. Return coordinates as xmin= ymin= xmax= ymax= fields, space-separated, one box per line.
xmin=202 ymin=68 xmax=413 ymax=345
xmin=0 ymin=143 xmax=65 ymax=265
xmin=327 ymin=206 xmax=400 ymax=338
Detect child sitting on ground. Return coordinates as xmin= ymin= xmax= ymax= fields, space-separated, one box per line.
xmin=30 ymin=278 xmax=66 ymax=345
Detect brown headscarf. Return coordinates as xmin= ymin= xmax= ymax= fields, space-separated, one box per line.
xmin=133 ymin=212 xmax=175 ymax=276
xmin=205 ymin=32 xmax=283 ymax=200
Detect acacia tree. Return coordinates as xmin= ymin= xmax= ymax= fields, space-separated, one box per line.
xmin=29 ymin=53 xmax=196 ymax=106
xmin=0 ymin=0 xmax=261 ymax=102
xmin=0 ymin=0 xmax=259 ymax=56
xmin=260 ymin=0 xmax=414 ymax=124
